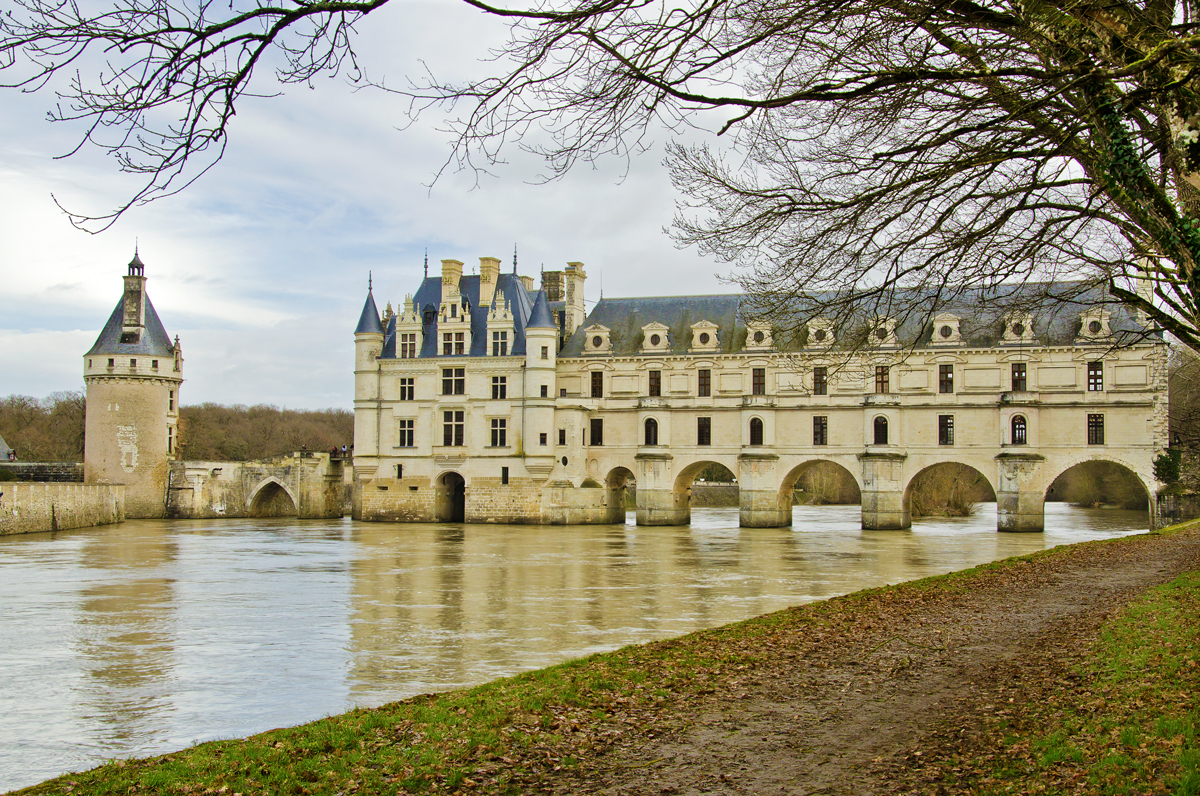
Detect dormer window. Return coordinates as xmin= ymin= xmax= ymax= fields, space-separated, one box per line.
xmin=450 ymin=304 xmax=457 ymax=318
xmin=640 ymin=322 xmax=671 ymax=354
xmin=745 ymin=323 xmax=772 ymax=350
xmin=584 ymin=323 xmax=612 ymax=355
xmin=690 ymin=320 xmax=720 ymax=352
xmin=1077 ymin=309 xmax=1112 ymax=342
xmin=930 ymin=313 xmax=962 ymax=347
xmin=869 ymin=317 xmax=898 ymax=347
xmin=1001 ymin=311 xmax=1035 ymax=345
xmin=806 ymin=319 xmax=834 ymax=349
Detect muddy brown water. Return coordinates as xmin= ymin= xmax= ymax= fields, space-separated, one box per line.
xmin=0 ymin=504 xmax=1145 ymax=792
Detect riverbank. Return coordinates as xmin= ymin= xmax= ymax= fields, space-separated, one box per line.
xmin=11 ymin=519 xmax=1198 ymax=796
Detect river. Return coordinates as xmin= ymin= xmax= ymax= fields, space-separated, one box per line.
xmin=0 ymin=503 xmax=1147 ymax=792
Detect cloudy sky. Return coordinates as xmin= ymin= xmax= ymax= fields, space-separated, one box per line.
xmin=0 ymin=0 xmax=735 ymax=409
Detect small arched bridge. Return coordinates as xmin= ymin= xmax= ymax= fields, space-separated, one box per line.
xmin=585 ymin=445 xmax=1156 ymax=532
xmin=167 ymin=452 xmax=345 ymax=519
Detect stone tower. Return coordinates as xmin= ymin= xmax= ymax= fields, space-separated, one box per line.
xmin=83 ymin=253 xmax=183 ymax=518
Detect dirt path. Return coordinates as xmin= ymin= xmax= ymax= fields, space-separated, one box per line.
xmin=545 ymin=529 xmax=1200 ymax=796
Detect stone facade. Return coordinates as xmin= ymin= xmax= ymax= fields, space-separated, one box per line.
xmin=353 ymin=257 xmax=1169 ymax=531
xmin=0 ymin=483 xmax=125 ymax=536
xmin=83 ymin=255 xmax=183 ymax=518
xmin=166 ymin=453 xmax=345 ymax=519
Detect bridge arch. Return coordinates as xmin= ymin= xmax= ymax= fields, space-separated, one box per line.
xmin=780 ymin=460 xmax=862 ymax=508
xmin=1044 ymin=458 xmax=1150 ymax=511
xmin=605 ymin=466 xmax=637 ymax=523
xmin=434 ymin=471 xmax=466 ymax=523
xmin=903 ymin=462 xmax=997 ymax=519
xmin=248 ymin=477 xmax=298 ymax=518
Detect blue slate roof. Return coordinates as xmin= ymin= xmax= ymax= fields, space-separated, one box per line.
xmin=382 ymin=273 xmax=539 ymax=359
xmin=355 ymin=289 xmax=384 ymax=335
xmin=526 ymin=290 xmax=557 ymax=329
xmin=86 ymin=293 xmax=176 ymax=357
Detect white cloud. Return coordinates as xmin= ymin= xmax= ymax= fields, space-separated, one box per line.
xmin=0 ymin=0 xmax=736 ymax=409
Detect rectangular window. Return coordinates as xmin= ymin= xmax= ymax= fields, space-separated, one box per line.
xmin=396 ymin=464 xmax=403 ymax=479
xmin=558 ymin=428 xmax=566 ymax=446
xmin=501 ymin=466 xmax=509 ymax=485
xmin=1087 ymin=414 xmax=1105 ymax=445
xmin=442 ymin=410 xmax=465 ymax=447
xmin=491 ymin=418 xmax=507 ymax=447
xmin=752 ymin=368 xmax=766 ymax=395
xmin=397 ymin=419 xmax=415 ymax=447
xmin=813 ymin=367 xmax=827 ymax=396
xmin=697 ymin=417 xmax=712 ymax=446
xmin=454 ymin=332 xmax=465 ymax=356
xmin=813 ymin=416 xmax=828 ymax=446
xmin=442 ymin=333 xmax=453 ymax=356
xmin=591 ymin=371 xmax=603 ymax=398
xmin=130 ymin=358 xmax=137 ymax=368
xmin=1087 ymin=361 xmax=1104 ymax=391
xmin=540 ymin=384 xmax=548 ymax=398
xmin=649 ymin=370 xmax=661 ymax=397
xmin=590 ymin=418 xmax=604 ymax=446
xmin=1012 ymin=363 xmax=1027 ymax=392
xmin=400 ymin=333 xmax=417 ymax=358
xmin=168 ymin=426 xmax=175 ymax=454
xmin=168 ymin=391 xmax=175 ymax=412
xmin=938 ymin=415 xmax=955 ymax=446
xmin=939 ymin=364 xmax=954 ymax=394
xmin=875 ymin=365 xmax=890 ymax=394
xmin=151 ymin=359 xmax=158 ymax=369
xmin=491 ymin=376 xmax=507 ymax=400
xmin=539 ymin=432 xmax=548 ymax=446
xmin=541 ymin=346 xmax=549 ymax=360
xmin=559 ymin=388 xmax=566 ymax=397
xmin=491 ymin=331 xmax=508 ymax=356
xmin=399 ymin=377 xmax=415 ymax=401
xmin=442 ymin=367 xmax=465 ymax=395
xmin=107 ymin=358 xmax=114 ymax=367
xmin=697 ymin=369 xmax=711 ymax=397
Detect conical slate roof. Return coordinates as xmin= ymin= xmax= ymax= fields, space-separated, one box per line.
xmin=355 ymin=289 xmax=384 ymax=335
xmin=525 ymin=290 xmax=557 ymax=329
xmin=86 ymin=293 xmax=176 ymax=357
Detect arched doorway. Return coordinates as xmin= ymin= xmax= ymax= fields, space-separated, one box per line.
xmin=606 ymin=466 xmax=636 ymax=524
xmin=904 ymin=463 xmax=996 ymax=518
xmin=435 ymin=472 xmax=466 ymax=523
xmin=248 ymin=480 xmax=298 ymax=518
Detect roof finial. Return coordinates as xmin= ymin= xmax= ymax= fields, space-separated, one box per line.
xmin=513 ymin=243 xmax=518 ymax=274
xmin=368 ymin=270 xmax=373 ymax=291
xmin=424 ymin=249 xmax=429 ymax=278
xmin=128 ymin=240 xmax=145 ymax=276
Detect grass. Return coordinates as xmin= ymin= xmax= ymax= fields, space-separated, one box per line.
xmin=13 ymin=519 xmax=1200 ymax=796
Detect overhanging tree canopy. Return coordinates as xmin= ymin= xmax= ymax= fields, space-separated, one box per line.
xmin=2 ymin=0 xmax=1199 ymax=349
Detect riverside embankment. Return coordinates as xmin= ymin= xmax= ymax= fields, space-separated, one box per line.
xmin=10 ymin=517 xmax=1197 ymax=796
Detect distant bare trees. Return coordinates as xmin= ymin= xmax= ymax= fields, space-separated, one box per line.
xmin=908 ymin=464 xmax=996 ymax=518
xmin=1169 ymin=347 xmax=1200 ymax=490
xmin=178 ymin=404 xmax=353 ymax=461
xmin=0 ymin=392 xmax=86 ymax=461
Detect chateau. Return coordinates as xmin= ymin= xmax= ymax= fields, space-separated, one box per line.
xmin=351 ymin=257 xmax=1169 ymax=531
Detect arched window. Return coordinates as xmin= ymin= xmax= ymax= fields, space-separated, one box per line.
xmin=1011 ymin=415 xmax=1027 ymax=445
xmin=644 ymin=418 xmax=659 ymax=446
xmin=873 ymin=416 xmax=889 ymax=445
xmin=749 ymin=417 xmax=764 ymax=446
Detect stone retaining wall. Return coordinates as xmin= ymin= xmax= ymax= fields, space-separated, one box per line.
xmin=0 ymin=482 xmax=125 ymax=535
xmin=0 ymin=462 xmax=85 ymax=483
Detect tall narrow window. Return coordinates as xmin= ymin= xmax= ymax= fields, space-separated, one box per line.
xmin=749 ymin=417 xmax=764 ymax=446
xmin=1012 ymin=362 xmax=1027 ymax=392
xmin=399 ymin=378 xmax=415 ymax=401
xmin=168 ymin=426 xmax=175 ymax=454
xmin=1011 ymin=415 xmax=1027 ymax=445
xmin=541 ymin=346 xmax=549 ymax=360
xmin=540 ymin=384 xmax=548 ymax=398
xmin=1087 ymin=361 xmax=1104 ymax=391
xmin=491 ymin=376 xmax=507 ymax=400
xmin=752 ymin=368 xmax=766 ymax=395
xmin=400 ymin=333 xmax=417 ymax=358
xmin=558 ymin=428 xmax=566 ymax=446
xmin=939 ymin=364 xmax=954 ymax=394
xmin=539 ymin=432 xmax=548 ymax=446
xmin=398 ymin=419 xmax=415 ymax=447
xmin=491 ymin=331 xmax=508 ymax=356
xmin=168 ymin=390 xmax=175 ymax=412
xmin=648 ymin=370 xmax=661 ymax=397
xmin=644 ymin=418 xmax=659 ymax=445
xmin=443 ymin=410 xmax=465 ymax=446
xmin=501 ymin=466 xmax=509 ymax=485
xmin=396 ymin=464 xmax=403 ymax=479
xmin=813 ymin=416 xmax=828 ymax=446
xmin=1087 ymin=414 xmax=1105 ymax=445
xmin=490 ymin=418 xmax=507 ymax=447
xmin=591 ymin=371 xmax=603 ymax=398
xmin=813 ymin=367 xmax=827 ymax=396
xmin=875 ymin=366 xmax=890 ymax=394
xmin=454 ymin=332 xmax=465 ymax=356
xmin=442 ymin=333 xmax=453 ymax=356
xmin=938 ymin=415 xmax=954 ymax=445
xmin=697 ymin=369 xmax=711 ymax=397
xmin=697 ymin=417 xmax=711 ymax=446
xmin=442 ymin=368 xmax=465 ymax=395
xmin=590 ymin=418 xmax=604 ymax=446
xmin=873 ymin=416 xmax=889 ymax=445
